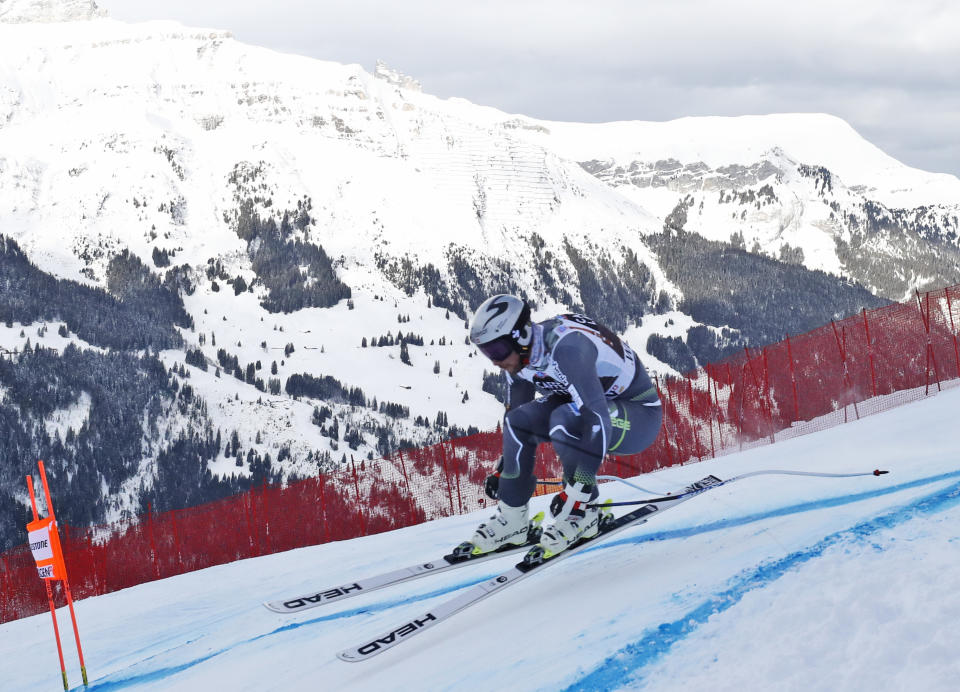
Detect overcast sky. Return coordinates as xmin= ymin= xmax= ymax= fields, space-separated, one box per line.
xmin=107 ymin=0 xmax=960 ymax=179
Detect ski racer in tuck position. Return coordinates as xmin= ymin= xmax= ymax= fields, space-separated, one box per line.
xmin=466 ymin=294 xmax=663 ymax=559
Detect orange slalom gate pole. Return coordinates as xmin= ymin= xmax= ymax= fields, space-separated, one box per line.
xmin=27 ymin=474 xmax=70 ymax=691
xmin=37 ymin=461 xmax=89 ymax=687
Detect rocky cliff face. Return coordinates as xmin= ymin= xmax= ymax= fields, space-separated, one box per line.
xmin=581 ymin=147 xmax=960 ymax=301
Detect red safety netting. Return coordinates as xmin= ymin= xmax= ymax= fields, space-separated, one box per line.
xmin=3 ymin=285 xmax=959 ymax=623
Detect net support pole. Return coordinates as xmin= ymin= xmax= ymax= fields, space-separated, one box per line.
xmin=945 ymin=287 xmax=960 ymax=379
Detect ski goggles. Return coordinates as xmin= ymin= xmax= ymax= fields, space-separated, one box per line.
xmin=477 ymin=335 xmax=515 ymax=362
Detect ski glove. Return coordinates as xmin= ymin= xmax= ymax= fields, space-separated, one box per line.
xmin=484 ymin=457 xmax=505 ymax=500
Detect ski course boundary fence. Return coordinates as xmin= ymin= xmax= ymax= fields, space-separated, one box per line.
xmin=2 ymin=285 xmax=959 ymax=623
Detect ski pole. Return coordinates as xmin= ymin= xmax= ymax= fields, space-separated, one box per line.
xmin=590 ymin=468 xmax=889 ymax=508
xmin=596 ymin=475 xmax=663 ymax=494
xmin=533 ymin=476 xmax=673 ymax=494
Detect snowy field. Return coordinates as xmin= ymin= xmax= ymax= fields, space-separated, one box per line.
xmin=3 ymin=385 xmax=959 ymax=691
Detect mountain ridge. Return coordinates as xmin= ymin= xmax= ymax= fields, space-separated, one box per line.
xmin=0 ymin=0 xmax=106 ymax=24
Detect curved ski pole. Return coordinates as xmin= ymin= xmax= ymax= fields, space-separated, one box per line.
xmin=596 ymin=474 xmax=663 ymax=494
xmin=533 ymin=476 xmax=668 ymax=495
xmin=589 ymin=468 xmax=889 ymax=508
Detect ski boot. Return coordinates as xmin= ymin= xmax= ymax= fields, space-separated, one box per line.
xmin=524 ymin=481 xmax=599 ymax=565
xmin=451 ymin=502 xmax=544 ymax=559
xmin=598 ymin=500 xmax=615 ymax=531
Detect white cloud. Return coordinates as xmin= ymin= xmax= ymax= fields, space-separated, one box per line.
xmin=105 ymin=0 xmax=960 ymax=177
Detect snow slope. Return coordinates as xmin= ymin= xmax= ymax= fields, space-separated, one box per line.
xmin=2 ymin=383 xmax=959 ymax=691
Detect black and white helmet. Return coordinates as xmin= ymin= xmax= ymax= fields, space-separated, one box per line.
xmin=470 ymin=294 xmax=533 ymax=361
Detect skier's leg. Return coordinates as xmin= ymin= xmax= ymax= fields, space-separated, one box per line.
xmin=538 ymin=403 xmax=605 ymax=556
xmin=496 ymin=398 xmax=560 ymax=506
xmin=538 ymin=401 xmax=662 ymax=557
xmin=547 ymin=402 xmax=604 ymax=488
xmin=604 ymin=399 xmax=663 ymax=456
xmin=467 ymin=399 xmax=558 ymax=554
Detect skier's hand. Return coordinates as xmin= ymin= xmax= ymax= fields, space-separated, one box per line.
xmin=484 ymin=457 xmax=505 ymax=500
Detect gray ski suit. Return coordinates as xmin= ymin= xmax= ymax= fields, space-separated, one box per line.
xmin=497 ymin=314 xmax=663 ymax=507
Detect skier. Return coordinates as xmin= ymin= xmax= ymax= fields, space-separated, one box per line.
xmin=466 ymin=294 xmax=663 ymax=559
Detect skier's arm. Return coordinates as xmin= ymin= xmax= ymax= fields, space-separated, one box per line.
xmin=505 ymin=372 xmax=535 ymax=411
xmin=484 ymin=373 xmax=536 ymax=489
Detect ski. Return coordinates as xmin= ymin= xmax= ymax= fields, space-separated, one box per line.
xmin=337 ymin=474 xmax=725 ymax=662
xmin=263 ymin=513 xmax=545 ymax=614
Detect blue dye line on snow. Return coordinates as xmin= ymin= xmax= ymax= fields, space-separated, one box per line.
xmin=583 ymin=468 xmax=960 ymax=554
xmin=72 ymin=469 xmax=960 ymax=691
xmin=563 ymin=475 xmax=960 ymax=692
xmin=75 ymin=576 xmax=493 ymax=691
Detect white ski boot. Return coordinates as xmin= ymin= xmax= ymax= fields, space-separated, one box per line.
xmin=538 ymin=481 xmax=599 ymax=559
xmin=466 ymin=501 xmax=531 ymax=556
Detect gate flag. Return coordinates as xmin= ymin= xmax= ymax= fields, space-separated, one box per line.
xmin=27 ymin=516 xmax=66 ymax=581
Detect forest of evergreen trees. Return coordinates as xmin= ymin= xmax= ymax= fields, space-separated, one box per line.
xmin=0 ymin=344 xmax=182 ymax=549
xmin=0 ymin=338 xmax=287 ymax=550
xmin=0 ymin=237 xmax=285 ymax=550
xmin=285 ymin=372 xmax=367 ymax=406
xmin=106 ymin=249 xmax=194 ymax=332
xmin=0 ymin=235 xmax=185 ymax=351
xmin=562 ymin=240 xmax=667 ymax=332
xmin=646 ymin=228 xmax=890 ymax=366
xmin=835 ymin=205 xmax=960 ymax=298
xmin=233 ymin=199 xmax=351 ymax=313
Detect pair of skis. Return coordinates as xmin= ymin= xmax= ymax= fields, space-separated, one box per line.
xmin=264 ymin=468 xmax=887 ymax=662
xmin=263 ymin=514 xmax=546 ymax=615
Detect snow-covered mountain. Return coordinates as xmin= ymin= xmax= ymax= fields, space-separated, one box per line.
xmin=1 ymin=3 xmax=957 ymax=545
xmin=0 ymin=0 xmax=105 ymax=24
xmin=510 ymin=114 xmax=960 ymax=301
